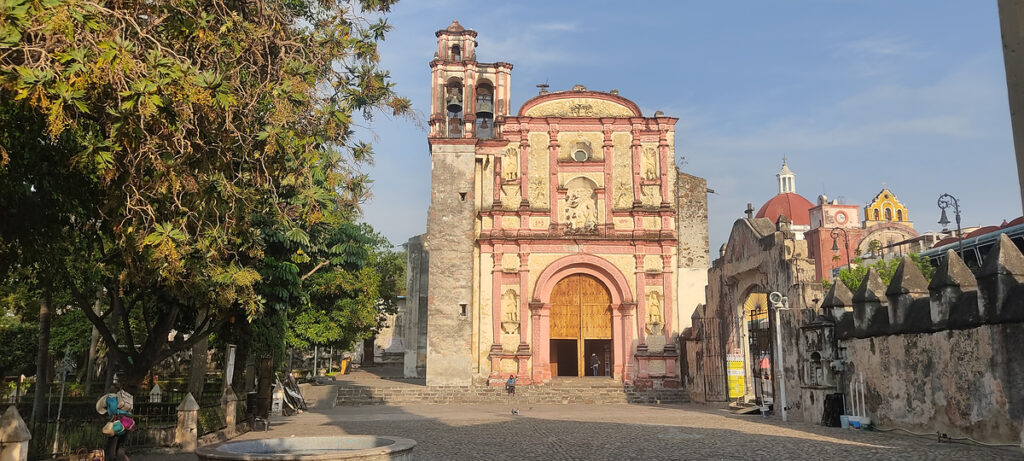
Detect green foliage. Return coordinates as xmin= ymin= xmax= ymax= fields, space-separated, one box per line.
xmin=824 ymin=254 xmax=935 ymax=292
xmin=283 ymin=223 xmax=404 ymax=351
xmin=0 ymin=323 xmax=37 ymax=376
xmin=0 ymin=0 xmax=410 ymax=386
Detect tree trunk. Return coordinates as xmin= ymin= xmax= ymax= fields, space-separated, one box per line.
xmin=187 ymin=314 xmax=209 ymax=399
xmin=84 ymin=297 xmax=101 ymax=396
xmin=30 ymin=289 xmax=53 ymax=424
xmin=104 ymin=291 xmax=122 ymax=391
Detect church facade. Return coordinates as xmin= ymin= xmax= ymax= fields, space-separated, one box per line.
xmin=408 ymin=21 xmax=709 ymax=388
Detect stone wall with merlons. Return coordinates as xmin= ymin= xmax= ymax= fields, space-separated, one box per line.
xmin=806 ymin=234 xmax=1024 ymax=445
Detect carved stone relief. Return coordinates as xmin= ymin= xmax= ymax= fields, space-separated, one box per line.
xmin=528 ymin=176 xmax=546 ymax=208
xmin=501 ymin=184 xmax=521 ymax=210
xmin=523 ymin=97 xmax=636 ymax=118
xmin=500 ymin=288 xmax=520 ymax=335
xmin=502 ymin=146 xmax=519 ymax=181
xmin=645 ymin=290 xmax=665 ymax=335
xmin=612 ymin=135 xmax=633 ymax=210
xmin=562 ymin=178 xmax=598 ymax=233
xmin=641 ymin=184 xmax=661 ymax=207
xmin=642 ymin=147 xmax=659 ymax=180
xmin=528 ymin=132 xmax=549 ymax=208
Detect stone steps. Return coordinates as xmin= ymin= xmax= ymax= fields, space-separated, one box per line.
xmin=334 ymin=382 xmax=689 ymax=406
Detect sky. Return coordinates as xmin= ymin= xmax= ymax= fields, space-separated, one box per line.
xmin=355 ymin=1 xmax=1019 ymax=256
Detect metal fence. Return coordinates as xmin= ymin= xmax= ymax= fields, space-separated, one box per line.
xmin=23 ymin=401 xmax=178 ymax=461
xmin=699 ymin=316 xmax=729 ymax=402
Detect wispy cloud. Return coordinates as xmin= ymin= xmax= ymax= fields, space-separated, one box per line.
xmin=841 ymin=35 xmax=923 ymax=58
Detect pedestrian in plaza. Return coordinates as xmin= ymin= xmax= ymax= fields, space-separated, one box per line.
xmin=505 ymin=374 xmax=519 ymax=415
xmin=590 ymin=353 xmax=600 ymax=376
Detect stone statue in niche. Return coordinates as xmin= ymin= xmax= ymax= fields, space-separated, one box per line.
xmin=500 ymin=289 xmax=520 ymax=334
xmin=563 ymin=182 xmax=597 ymax=233
xmin=642 ymin=147 xmax=659 ymax=180
xmin=645 ymin=291 xmax=664 ymax=335
xmin=502 ymin=146 xmax=519 ymax=181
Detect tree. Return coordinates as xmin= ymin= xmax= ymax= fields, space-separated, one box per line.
xmin=0 ymin=0 xmax=409 ymax=389
xmin=825 ymin=253 xmax=935 ymax=292
xmin=285 ymin=224 xmax=404 ymax=353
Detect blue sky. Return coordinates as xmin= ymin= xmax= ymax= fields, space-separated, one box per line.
xmin=356 ymin=1 xmax=1018 ymax=255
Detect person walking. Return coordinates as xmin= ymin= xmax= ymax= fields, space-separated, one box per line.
xmin=505 ymin=375 xmax=519 ymax=415
xmin=590 ymin=353 xmax=601 ymax=376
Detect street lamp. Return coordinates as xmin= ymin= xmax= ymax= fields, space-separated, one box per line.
xmin=830 ymin=227 xmax=852 ymax=269
xmin=937 ymin=193 xmax=963 ymax=256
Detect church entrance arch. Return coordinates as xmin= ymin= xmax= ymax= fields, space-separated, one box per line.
xmin=549 ymin=274 xmax=612 ymax=377
xmin=531 ymin=254 xmax=634 ymax=383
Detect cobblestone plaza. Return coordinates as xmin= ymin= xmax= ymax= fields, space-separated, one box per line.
xmin=138 ymin=398 xmax=1020 ymax=461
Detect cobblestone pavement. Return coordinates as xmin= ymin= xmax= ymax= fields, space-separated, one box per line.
xmin=138 ymin=401 xmax=1022 ymax=461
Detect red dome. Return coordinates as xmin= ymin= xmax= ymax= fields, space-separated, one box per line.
xmin=755 ymin=193 xmax=813 ymax=226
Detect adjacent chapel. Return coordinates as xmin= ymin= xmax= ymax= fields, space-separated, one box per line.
xmin=402 ymin=21 xmax=710 ymax=388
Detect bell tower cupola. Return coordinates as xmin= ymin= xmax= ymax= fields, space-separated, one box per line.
xmin=429 ymin=20 xmax=512 ymax=140
xmin=777 ymin=157 xmax=795 ymax=194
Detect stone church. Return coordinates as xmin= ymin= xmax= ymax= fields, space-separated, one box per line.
xmin=401 ymin=21 xmax=710 ymax=388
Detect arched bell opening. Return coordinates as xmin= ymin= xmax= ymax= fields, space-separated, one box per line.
xmin=475 ymin=81 xmax=494 ymax=139
xmin=444 ymin=78 xmax=463 ymax=137
xmin=450 ymin=44 xmax=461 ymax=61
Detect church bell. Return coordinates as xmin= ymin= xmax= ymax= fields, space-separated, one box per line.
xmin=446 ymin=88 xmax=463 ymax=115
xmin=475 ymin=95 xmax=493 ymax=119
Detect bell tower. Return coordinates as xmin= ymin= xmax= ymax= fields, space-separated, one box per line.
xmin=429 ymin=20 xmax=512 ymax=140
xmin=777 ymin=157 xmax=795 ymax=194
xmin=424 ymin=21 xmax=513 ymax=386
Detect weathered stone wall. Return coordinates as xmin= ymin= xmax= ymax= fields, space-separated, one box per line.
xmin=796 ymin=234 xmax=1024 ymax=444
xmin=676 ymin=170 xmax=709 ymax=332
xmin=403 ymin=235 xmax=428 ymax=378
xmin=686 ymin=217 xmax=822 ymax=401
xmin=843 ymin=324 xmax=1022 ymax=442
xmin=425 ymin=144 xmax=477 ymax=386
xmin=778 ymin=308 xmax=831 ymax=423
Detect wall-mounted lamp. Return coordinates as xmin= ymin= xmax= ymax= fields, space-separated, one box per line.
xmin=459 ymin=303 xmax=468 ymax=316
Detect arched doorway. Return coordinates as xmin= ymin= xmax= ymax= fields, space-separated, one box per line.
xmin=742 ymin=290 xmax=773 ymax=405
xmin=549 ymin=274 xmax=612 ymax=377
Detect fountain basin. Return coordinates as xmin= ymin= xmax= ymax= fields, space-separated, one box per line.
xmin=196 ymin=435 xmax=416 ymax=461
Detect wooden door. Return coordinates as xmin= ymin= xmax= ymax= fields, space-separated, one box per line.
xmin=549 ymin=274 xmax=612 ymax=376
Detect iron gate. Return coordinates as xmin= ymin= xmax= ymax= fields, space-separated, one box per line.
xmin=748 ymin=306 xmax=774 ymax=407
xmin=699 ymin=316 xmax=728 ymax=402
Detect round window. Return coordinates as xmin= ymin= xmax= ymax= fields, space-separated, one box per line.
xmin=572 ymin=150 xmax=589 ymax=162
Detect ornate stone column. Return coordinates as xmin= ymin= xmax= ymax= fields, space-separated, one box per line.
xmin=630 ymin=131 xmax=642 ymax=207
xmin=658 ymin=131 xmax=671 ymax=207
xmin=611 ymin=302 xmax=624 ymax=380
xmin=548 ymin=127 xmax=560 ymax=223
xmin=529 ymin=301 xmax=551 ymax=383
xmin=634 ymin=253 xmax=647 ymax=349
xmin=618 ymin=302 xmax=637 ymax=384
xmin=662 ymin=253 xmax=674 ymax=341
xmin=515 ymin=251 xmax=532 ymax=384
xmin=488 ymin=249 xmax=503 ymax=379
xmin=519 ymin=136 xmax=530 ymax=208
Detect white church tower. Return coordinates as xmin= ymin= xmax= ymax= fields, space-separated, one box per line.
xmin=777 ymin=157 xmax=795 ymax=194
